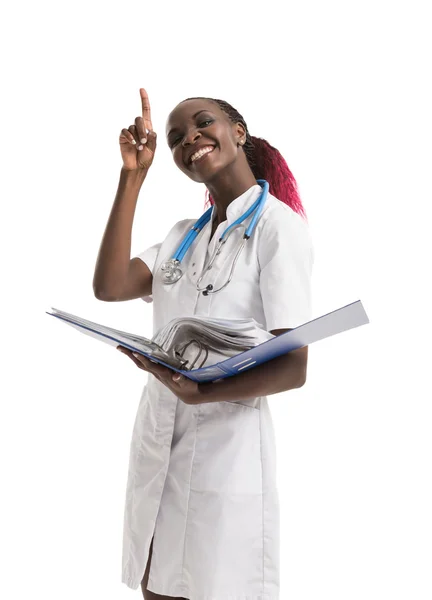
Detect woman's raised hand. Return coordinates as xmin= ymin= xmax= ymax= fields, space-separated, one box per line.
xmin=119 ymin=88 xmax=157 ymax=171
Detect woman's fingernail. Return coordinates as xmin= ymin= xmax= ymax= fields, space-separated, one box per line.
xmin=140 ymin=138 xmax=147 ymax=144
xmin=133 ymin=352 xmax=140 ymax=359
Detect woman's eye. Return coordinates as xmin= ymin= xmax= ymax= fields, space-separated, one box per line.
xmin=170 ymin=120 xmax=213 ymax=147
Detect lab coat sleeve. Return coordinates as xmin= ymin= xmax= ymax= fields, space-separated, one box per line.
xmin=135 ymin=241 xmax=162 ymax=303
xmin=258 ymin=207 xmax=314 ymax=331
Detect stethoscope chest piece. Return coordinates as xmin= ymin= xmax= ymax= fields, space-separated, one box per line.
xmin=160 ymin=258 xmax=183 ymax=284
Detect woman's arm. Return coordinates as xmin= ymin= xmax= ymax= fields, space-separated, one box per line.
xmin=118 ymin=330 xmax=308 ymax=405
xmin=93 ymin=167 xmax=149 ymax=300
xmin=197 ymin=328 xmax=308 ymax=402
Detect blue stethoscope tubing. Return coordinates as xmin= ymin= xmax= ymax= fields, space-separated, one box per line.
xmin=176 ymin=179 xmax=269 ymax=261
xmin=161 ymin=179 xmax=269 ymax=292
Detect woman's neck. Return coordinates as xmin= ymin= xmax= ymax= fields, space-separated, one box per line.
xmin=206 ymin=170 xmax=257 ymax=224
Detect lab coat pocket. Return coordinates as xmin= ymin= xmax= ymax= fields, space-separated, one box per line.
xmin=228 ymin=398 xmax=260 ymax=411
xmin=191 ymin=402 xmax=262 ymax=495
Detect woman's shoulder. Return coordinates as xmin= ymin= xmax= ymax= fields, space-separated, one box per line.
xmin=259 ymin=192 xmax=309 ymax=233
xmin=257 ymin=193 xmax=314 ymax=264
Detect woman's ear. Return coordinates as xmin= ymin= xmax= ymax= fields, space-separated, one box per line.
xmin=233 ymin=122 xmax=247 ymax=146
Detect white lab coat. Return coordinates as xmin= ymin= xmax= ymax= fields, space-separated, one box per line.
xmin=121 ymin=184 xmax=314 ymax=599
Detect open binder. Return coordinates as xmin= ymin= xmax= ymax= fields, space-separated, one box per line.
xmin=46 ymin=300 xmax=369 ymax=383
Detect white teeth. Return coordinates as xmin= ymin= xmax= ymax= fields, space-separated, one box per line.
xmin=190 ymin=146 xmax=214 ymax=163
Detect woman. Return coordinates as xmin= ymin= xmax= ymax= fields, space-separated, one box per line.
xmin=93 ymin=88 xmax=314 ymax=600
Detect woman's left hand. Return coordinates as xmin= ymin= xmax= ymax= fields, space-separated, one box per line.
xmin=116 ymin=346 xmax=208 ymax=404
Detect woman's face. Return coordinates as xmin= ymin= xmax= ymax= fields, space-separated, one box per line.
xmin=165 ymin=99 xmax=245 ymax=183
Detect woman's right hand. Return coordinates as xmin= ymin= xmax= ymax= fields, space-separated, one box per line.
xmin=119 ymin=88 xmax=157 ymax=171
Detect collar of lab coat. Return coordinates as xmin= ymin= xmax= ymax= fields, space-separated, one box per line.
xmin=210 ymin=183 xmax=263 ymax=225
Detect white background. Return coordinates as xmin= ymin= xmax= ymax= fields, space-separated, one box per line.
xmin=2 ymin=0 xmax=431 ymax=598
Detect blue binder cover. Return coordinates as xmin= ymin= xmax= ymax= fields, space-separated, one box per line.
xmin=46 ymin=300 xmax=369 ymax=383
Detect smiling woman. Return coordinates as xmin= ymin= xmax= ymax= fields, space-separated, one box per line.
xmin=166 ymin=98 xmax=307 ymax=224
xmin=93 ymin=88 xmax=314 ymax=600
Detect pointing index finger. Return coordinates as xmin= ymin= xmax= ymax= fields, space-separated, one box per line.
xmin=140 ymin=88 xmax=153 ymax=133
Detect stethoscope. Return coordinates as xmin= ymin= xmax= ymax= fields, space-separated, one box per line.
xmin=160 ymin=179 xmax=269 ymax=296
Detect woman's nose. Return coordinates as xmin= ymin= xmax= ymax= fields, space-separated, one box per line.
xmin=182 ymin=129 xmax=201 ymax=146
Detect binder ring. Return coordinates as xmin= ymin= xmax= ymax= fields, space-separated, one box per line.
xmin=174 ymin=338 xmax=209 ymax=370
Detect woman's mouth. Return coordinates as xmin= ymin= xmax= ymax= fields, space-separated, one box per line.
xmin=189 ymin=146 xmax=216 ymax=166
